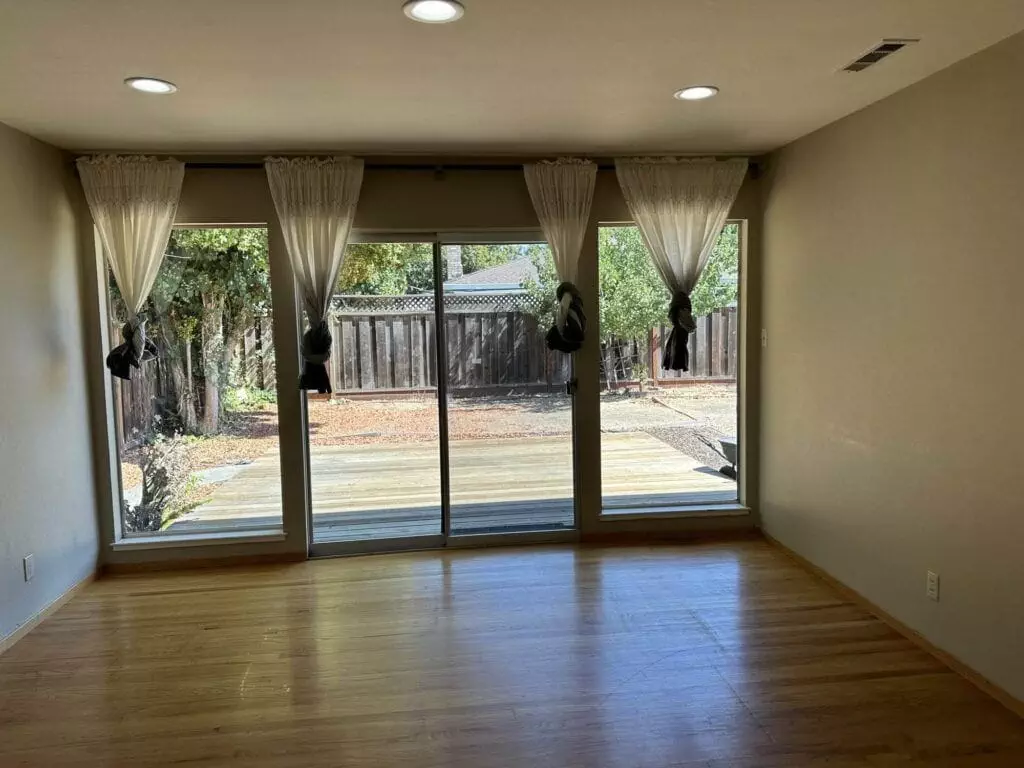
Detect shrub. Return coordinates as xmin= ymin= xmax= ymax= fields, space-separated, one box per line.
xmin=121 ymin=434 xmax=197 ymax=533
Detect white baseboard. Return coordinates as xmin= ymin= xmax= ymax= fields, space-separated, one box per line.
xmin=0 ymin=571 xmax=97 ymax=656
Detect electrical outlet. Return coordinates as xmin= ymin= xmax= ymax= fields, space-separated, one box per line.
xmin=926 ymin=570 xmax=940 ymax=602
xmin=23 ymin=554 xmax=35 ymax=583
xmin=761 ymin=328 xmax=768 ymax=348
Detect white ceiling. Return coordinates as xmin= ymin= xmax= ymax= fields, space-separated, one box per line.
xmin=1 ymin=0 xmax=1022 ymax=154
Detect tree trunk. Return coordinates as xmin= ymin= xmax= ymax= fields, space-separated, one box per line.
xmin=200 ymin=292 xmax=225 ymax=435
xmin=156 ymin=313 xmax=198 ymax=434
xmin=221 ymin=316 xmax=246 ymax=395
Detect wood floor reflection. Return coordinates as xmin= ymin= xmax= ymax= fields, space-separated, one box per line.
xmin=1 ymin=541 xmax=1021 ymax=767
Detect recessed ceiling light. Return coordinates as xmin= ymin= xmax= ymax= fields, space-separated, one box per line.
xmin=403 ymin=0 xmax=465 ymax=23
xmin=124 ymin=76 xmax=178 ymax=94
xmin=674 ymin=85 xmax=719 ymax=101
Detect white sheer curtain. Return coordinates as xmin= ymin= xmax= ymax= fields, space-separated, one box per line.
xmin=524 ymin=158 xmax=597 ymax=353
xmin=77 ymin=155 xmax=185 ymax=380
xmin=265 ymin=156 xmax=364 ymax=393
xmin=615 ymin=157 xmax=747 ymax=370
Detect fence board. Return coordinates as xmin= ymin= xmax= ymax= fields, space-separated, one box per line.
xmin=426 ymin=315 xmax=437 ymax=387
xmin=374 ymin=317 xmax=391 ymax=388
xmin=328 ymin=316 xmax=341 ymax=390
xmin=358 ymin=317 xmax=374 ymax=389
xmin=712 ymin=312 xmax=724 ymax=377
xmin=480 ymin=314 xmax=494 ymax=385
xmin=393 ymin=317 xmax=410 ymax=388
xmin=727 ymin=308 xmax=738 ymax=377
xmin=338 ymin=317 xmax=354 ymax=390
xmin=447 ymin=316 xmax=462 ymax=386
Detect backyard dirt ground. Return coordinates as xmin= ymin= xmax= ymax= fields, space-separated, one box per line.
xmin=121 ymin=383 xmax=737 ymax=495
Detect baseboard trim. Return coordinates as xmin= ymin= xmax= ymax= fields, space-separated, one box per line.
xmin=103 ymin=550 xmax=306 ymax=574
xmin=763 ymin=532 xmax=1024 ymax=720
xmin=0 ymin=570 xmax=97 ymax=657
xmin=581 ymin=528 xmax=761 ymax=545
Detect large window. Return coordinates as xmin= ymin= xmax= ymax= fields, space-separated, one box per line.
xmin=599 ymin=223 xmax=741 ymax=513
xmin=108 ymin=227 xmax=284 ymax=536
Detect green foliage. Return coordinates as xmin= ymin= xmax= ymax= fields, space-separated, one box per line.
xmin=525 ymin=224 xmax=739 ymax=343
xmin=223 ymin=387 xmax=277 ymax=412
xmin=338 ymin=243 xmax=435 ymax=295
xmin=153 ymin=228 xmax=271 ymax=323
xmin=460 ymin=244 xmax=547 ymax=275
xmin=597 ymin=224 xmax=739 ymax=341
xmin=108 ymin=228 xmax=272 ymax=437
xmin=690 ymin=223 xmax=739 ymax=319
xmin=336 ymin=242 xmax=551 ymax=296
xmin=121 ymin=433 xmax=198 ymax=533
xmin=597 ymin=227 xmax=669 ymax=341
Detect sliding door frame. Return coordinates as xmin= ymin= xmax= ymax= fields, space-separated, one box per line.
xmin=308 ymin=229 xmax=579 ymax=558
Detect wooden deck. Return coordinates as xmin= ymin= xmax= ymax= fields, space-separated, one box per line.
xmin=171 ymin=432 xmax=737 ymax=540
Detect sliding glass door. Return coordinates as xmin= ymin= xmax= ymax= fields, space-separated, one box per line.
xmin=442 ymin=238 xmax=576 ymax=536
xmin=309 ymin=241 xmax=444 ymax=547
xmin=309 ymin=233 xmax=577 ymax=554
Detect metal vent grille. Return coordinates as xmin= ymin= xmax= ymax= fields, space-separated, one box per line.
xmin=843 ymin=39 xmax=919 ymax=72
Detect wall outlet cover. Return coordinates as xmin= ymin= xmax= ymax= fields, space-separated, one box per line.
xmin=23 ymin=554 xmax=35 ymax=583
xmin=926 ymin=570 xmax=940 ymax=602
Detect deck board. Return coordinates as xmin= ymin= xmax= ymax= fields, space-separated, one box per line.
xmin=170 ymin=432 xmax=737 ymax=540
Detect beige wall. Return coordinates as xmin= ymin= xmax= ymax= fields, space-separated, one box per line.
xmin=0 ymin=123 xmax=99 ymax=641
xmin=98 ymin=165 xmax=761 ymax=565
xmin=760 ymin=32 xmax=1024 ymax=700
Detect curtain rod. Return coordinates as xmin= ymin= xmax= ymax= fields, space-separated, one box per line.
xmin=183 ymin=159 xmax=760 ymax=175
xmin=184 ymin=161 xmax=616 ymax=171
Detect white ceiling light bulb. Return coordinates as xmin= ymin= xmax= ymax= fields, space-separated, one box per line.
xmin=674 ymin=85 xmax=719 ymax=101
xmin=124 ymin=77 xmax=178 ymax=94
xmin=403 ymin=0 xmax=465 ymax=23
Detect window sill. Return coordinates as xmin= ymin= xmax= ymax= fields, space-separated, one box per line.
xmin=599 ymin=503 xmax=750 ymax=521
xmin=110 ymin=529 xmax=287 ymax=551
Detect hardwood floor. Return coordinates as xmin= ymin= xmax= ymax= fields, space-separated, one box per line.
xmin=1 ymin=541 xmax=1021 ymax=767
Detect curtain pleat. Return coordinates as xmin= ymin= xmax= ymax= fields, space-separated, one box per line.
xmin=615 ymin=157 xmax=747 ymax=371
xmin=77 ymin=155 xmax=185 ymax=380
xmin=524 ymin=158 xmax=597 ymax=354
xmin=265 ymin=156 xmax=363 ymax=393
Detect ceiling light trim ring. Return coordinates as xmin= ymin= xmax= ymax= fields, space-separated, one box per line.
xmin=674 ymin=85 xmax=719 ymax=101
xmin=403 ymin=0 xmax=465 ymax=24
xmin=124 ymin=76 xmax=178 ymax=94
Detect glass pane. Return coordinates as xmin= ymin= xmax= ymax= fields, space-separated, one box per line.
xmin=599 ymin=224 xmax=740 ymax=512
xmin=110 ymin=227 xmax=283 ymax=535
xmin=444 ymin=243 xmax=575 ymax=535
xmin=310 ymin=242 xmax=443 ymax=543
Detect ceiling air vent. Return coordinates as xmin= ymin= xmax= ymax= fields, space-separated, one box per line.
xmin=843 ymin=38 xmax=919 ymax=72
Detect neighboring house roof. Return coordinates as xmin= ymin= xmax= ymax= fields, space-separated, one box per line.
xmin=445 ymin=259 xmax=538 ymax=291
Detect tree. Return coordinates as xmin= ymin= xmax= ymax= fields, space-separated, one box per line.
xmin=337 ymin=243 xmax=436 ymax=295
xmin=335 ymin=242 xmax=551 ymax=297
xmin=524 ymin=224 xmax=739 ymax=383
xmin=690 ymin=223 xmax=739 ymax=318
xmin=143 ymin=228 xmax=271 ymax=435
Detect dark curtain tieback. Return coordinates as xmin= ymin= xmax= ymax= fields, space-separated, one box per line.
xmin=106 ymin=319 xmax=157 ymax=381
xmin=662 ymin=291 xmax=697 ymax=372
xmin=546 ymin=281 xmax=586 ymax=354
xmin=299 ymin=320 xmax=333 ymax=394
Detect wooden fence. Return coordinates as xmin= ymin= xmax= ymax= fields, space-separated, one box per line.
xmin=114 ymin=306 xmax=738 ymax=446
xmin=328 ymin=311 xmax=570 ymax=392
xmin=602 ymin=307 xmax=739 ymax=386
